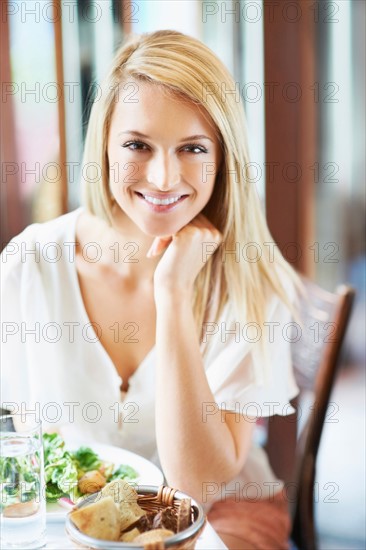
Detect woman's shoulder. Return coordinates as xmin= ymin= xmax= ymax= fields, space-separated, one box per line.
xmin=3 ymin=207 xmax=82 ymax=245
xmin=1 ymin=208 xmax=83 ymax=284
xmin=223 ymin=261 xmax=298 ymax=322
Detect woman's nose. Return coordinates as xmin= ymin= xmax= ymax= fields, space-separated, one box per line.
xmin=146 ymin=153 xmax=180 ymax=190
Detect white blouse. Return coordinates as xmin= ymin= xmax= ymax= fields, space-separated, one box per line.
xmin=1 ymin=208 xmax=299 ymax=507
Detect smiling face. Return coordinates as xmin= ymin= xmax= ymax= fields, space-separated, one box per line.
xmin=107 ymin=80 xmax=222 ymax=237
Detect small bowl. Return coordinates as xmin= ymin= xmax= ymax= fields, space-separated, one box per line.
xmin=65 ymin=484 xmax=206 ymax=550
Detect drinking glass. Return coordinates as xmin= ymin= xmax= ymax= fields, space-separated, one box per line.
xmin=0 ymin=414 xmax=46 ymax=549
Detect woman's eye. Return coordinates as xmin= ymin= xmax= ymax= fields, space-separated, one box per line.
xmin=182 ymin=144 xmax=208 ymax=154
xmin=122 ymin=141 xmax=149 ymax=151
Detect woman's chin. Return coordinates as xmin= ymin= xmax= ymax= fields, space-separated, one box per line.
xmin=137 ymin=220 xmax=187 ymax=238
xmin=111 ymin=205 xmax=188 ymax=237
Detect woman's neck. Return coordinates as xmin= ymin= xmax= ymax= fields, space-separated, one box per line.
xmin=76 ymin=206 xmax=161 ymax=282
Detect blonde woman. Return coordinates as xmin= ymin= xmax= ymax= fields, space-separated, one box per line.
xmin=1 ymin=31 xmax=301 ymax=548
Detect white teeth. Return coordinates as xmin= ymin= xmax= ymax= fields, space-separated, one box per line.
xmin=143 ymin=195 xmax=182 ymax=206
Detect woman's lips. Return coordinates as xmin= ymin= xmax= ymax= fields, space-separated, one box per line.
xmin=134 ymin=191 xmax=189 ymax=213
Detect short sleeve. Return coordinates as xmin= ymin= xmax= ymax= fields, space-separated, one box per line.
xmin=203 ymin=290 xmax=299 ymax=418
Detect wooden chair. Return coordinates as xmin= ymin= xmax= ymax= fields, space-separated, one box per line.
xmin=265 ymin=278 xmax=355 ymax=550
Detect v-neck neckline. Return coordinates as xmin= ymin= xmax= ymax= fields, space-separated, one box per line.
xmin=67 ymin=207 xmax=156 ymax=391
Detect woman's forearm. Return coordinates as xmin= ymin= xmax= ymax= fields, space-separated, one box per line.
xmin=154 ymin=291 xmax=246 ymax=502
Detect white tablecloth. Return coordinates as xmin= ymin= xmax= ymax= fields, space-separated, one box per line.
xmin=45 ymin=518 xmax=228 ymax=549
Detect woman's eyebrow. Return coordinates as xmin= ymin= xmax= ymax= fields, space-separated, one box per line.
xmin=118 ymin=130 xmax=149 ymax=138
xmin=180 ymin=134 xmax=214 ymax=143
xmin=118 ymin=130 xmax=214 ymax=143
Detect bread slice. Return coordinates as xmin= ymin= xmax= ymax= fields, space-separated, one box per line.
xmin=120 ymin=528 xmax=141 ymax=542
xmin=177 ymin=498 xmax=192 ymax=532
xmin=119 ymin=500 xmax=146 ymax=531
xmin=70 ymin=496 xmax=121 ymax=541
xmin=133 ymin=529 xmax=175 ymax=543
xmin=99 ymin=479 xmax=145 ymax=531
xmin=100 ymin=479 xmax=138 ymax=504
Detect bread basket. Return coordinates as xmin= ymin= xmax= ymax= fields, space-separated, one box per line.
xmin=65 ymin=484 xmax=206 ymax=550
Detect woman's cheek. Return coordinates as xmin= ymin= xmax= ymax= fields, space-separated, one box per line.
xmin=182 ymin=162 xmax=207 ymax=188
xmin=109 ymin=155 xmax=143 ymax=194
xmin=124 ymin=160 xmax=143 ymax=188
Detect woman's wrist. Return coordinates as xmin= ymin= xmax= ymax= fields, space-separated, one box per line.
xmin=154 ymin=282 xmax=193 ymax=306
xmin=154 ymin=281 xmax=193 ymax=307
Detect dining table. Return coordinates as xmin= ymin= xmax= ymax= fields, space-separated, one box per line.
xmin=45 ymin=517 xmax=228 ymax=549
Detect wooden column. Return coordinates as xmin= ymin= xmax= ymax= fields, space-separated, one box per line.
xmin=53 ymin=0 xmax=68 ymax=214
xmin=264 ymin=0 xmax=317 ymax=276
xmin=0 ymin=1 xmax=25 ymax=247
xmin=122 ymin=0 xmax=133 ymax=35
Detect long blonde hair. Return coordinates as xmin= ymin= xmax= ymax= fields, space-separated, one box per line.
xmin=81 ymin=30 xmax=302 ymax=379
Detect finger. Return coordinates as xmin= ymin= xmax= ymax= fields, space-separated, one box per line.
xmin=190 ymin=215 xmax=222 ymax=244
xmin=146 ymin=236 xmax=173 ymax=258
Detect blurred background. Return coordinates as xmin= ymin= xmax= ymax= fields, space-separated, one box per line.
xmin=1 ymin=1 xmax=365 ymax=548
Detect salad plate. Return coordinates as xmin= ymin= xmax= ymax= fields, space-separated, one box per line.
xmin=46 ymin=438 xmax=164 ymax=521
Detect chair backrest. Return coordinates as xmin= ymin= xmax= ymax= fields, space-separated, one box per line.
xmin=265 ymin=278 xmax=355 ymax=550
